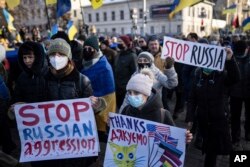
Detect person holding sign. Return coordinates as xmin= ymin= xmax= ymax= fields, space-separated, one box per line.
xmin=119 ymin=51 xmax=178 ymax=113
xmin=186 ymin=47 xmax=240 ymax=167
xmin=121 ymin=68 xmax=192 ymax=143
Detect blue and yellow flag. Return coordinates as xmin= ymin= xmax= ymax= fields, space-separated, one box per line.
xmin=222 ymin=3 xmax=236 ymax=15
xmin=6 ymin=0 xmax=20 ymax=9
xmin=242 ymin=17 xmax=250 ymax=32
xmin=169 ymin=0 xmax=202 ymax=19
xmin=90 ymin=0 xmax=103 ymax=10
xmin=46 ymin=0 xmax=57 ymax=5
xmin=56 ymin=0 xmax=71 ymax=18
xmin=66 ymin=21 xmax=77 ymax=40
xmin=2 ymin=9 xmax=16 ymax=31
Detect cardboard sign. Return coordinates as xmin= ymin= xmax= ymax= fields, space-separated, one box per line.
xmin=104 ymin=113 xmax=186 ymax=167
xmin=161 ymin=36 xmax=227 ymax=71
xmin=14 ymin=98 xmax=99 ymax=162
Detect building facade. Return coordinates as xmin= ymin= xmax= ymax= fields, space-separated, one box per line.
xmin=72 ymin=0 xmax=215 ymax=37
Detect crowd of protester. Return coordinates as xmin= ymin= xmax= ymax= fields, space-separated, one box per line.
xmin=0 ymin=25 xmax=249 ymax=167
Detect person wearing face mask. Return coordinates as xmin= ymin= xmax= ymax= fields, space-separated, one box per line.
xmin=118 ymin=51 xmax=178 ymax=113
xmin=186 ymin=47 xmax=240 ymax=167
xmin=42 ymin=38 xmax=107 ymax=167
xmin=100 ymin=39 xmax=117 ymax=70
xmin=121 ymin=69 xmax=192 ymax=143
xmin=114 ymin=35 xmax=137 ymax=109
xmin=80 ymin=35 xmax=116 ymax=166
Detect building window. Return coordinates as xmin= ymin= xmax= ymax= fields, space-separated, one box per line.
xmin=74 ymin=10 xmax=77 ymax=17
xmin=105 ymin=28 xmax=107 ymax=33
xmin=162 ymin=26 xmax=165 ymax=33
xmin=197 ymin=8 xmax=199 ymax=17
xmin=103 ymin=12 xmax=107 ymax=21
xmin=177 ymin=25 xmax=181 ymax=33
xmin=88 ymin=13 xmax=92 ymax=22
xmin=140 ymin=27 xmax=143 ymax=35
xmin=112 ymin=11 xmax=115 ymax=21
xmin=139 ymin=9 xmax=143 ymax=19
xmin=150 ymin=26 xmax=154 ymax=34
xmin=120 ymin=10 xmax=124 ymax=20
xmin=188 ymin=8 xmax=191 ymax=16
xmin=121 ymin=27 xmax=124 ymax=34
xmin=97 ymin=28 xmax=100 ymax=33
xmin=112 ymin=28 xmax=116 ymax=33
xmin=192 ymin=7 xmax=195 ymax=17
xmin=96 ymin=13 xmax=99 ymax=22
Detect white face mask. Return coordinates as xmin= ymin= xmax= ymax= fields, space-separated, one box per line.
xmin=49 ymin=56 xmax=68 ymax=70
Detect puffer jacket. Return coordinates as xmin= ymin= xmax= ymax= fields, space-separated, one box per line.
xmin=14 ymin=41 xmax=48 ymax=103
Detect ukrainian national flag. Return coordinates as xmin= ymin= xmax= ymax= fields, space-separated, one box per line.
xmin=242 ymin=17 xmax=250 ymax=32
xmin=222 ymin=3 xmax=236 ymax=15
xmin=6 ymin=0 xmax=20 ymax=9
xmin=169 ymin=0 xmax=202 ymax=19
xmin=46 ymin=0 xmax=57 ymax=5
xmin=2 ymin=9 xmax=16 ymax=31
xmin=56 ymin=0 xmax=71 ymax=18
xmin=66 ymin=21 xmax=77 ymax=40
xmin=91 ymin=0 xmax=103 ymax=10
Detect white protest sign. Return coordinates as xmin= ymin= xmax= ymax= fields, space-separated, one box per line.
xmin=161 ymin=36 xmax=227 ymax=71
xmin=14 ymin=98 xmax=99 ymax=162
xmin=104 ymin=113 xmax=186 ymax=167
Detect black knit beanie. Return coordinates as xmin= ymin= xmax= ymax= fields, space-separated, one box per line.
xmin=84 ymin=36 xmax=99 ymax=51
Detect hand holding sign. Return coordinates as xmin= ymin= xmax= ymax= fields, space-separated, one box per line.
xmin=164 ymin=57 xmax=175 ymax=69
xmin=225 ymin=47 xmax=233 ymax=60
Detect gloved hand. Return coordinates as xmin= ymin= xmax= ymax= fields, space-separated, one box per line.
xmin=165 ymin=57 xmax=175 ymax=69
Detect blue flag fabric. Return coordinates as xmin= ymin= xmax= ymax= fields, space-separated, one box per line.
xmin=56 ymin=0 xmax=71 ymax=18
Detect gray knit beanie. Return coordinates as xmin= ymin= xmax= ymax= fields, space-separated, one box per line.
xmin=126 ymin=68 xmax=154 ymax=96
xmin=138 ymin=51 xmax=154 ymax=62
xmin=47 ymin=38 xmax=72 ymax=59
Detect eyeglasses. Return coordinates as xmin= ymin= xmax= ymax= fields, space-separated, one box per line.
xmin=139 ymin=40 xmax=144 ymax=43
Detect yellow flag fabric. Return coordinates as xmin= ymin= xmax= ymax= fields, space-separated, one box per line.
xmin=68 ymin=25 xmax=78 ymax=40
xmin=6 ymin=0 xmax=20 ymax=9
xmin=95 ymin=92 xmax=116 ymax=132
xmin=169 ymin=0 xmax=202 ymax=19
xmin=91 ymin=0 xmax=103 ymax=10
xmin=46 ymin=0 xmax=57 ymax=5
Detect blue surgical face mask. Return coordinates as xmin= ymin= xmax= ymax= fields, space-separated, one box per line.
xmin=203 ymin=68 xmax=214 ymax=75
xmin=128 ymin=94 xmax=145 ymax=108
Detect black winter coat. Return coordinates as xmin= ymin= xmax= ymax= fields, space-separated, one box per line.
xmin=114 ymin=49 xmax=137 ymax=91
xmin=229 ymin=55 xmax=250 ymax=98
xmin=186 ymin=58 xmax=240 ymax=155
xmin=14 ymin=42 xmax=48 ymax=103
xmin=46 ymin=68 xmax=93 ymax=100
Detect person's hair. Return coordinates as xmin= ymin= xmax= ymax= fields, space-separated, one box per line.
xmin=188 ymin=32 xmax=198 ymax=41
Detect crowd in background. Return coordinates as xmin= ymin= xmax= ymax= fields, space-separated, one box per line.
xmin=0 ymin=25 xmax=250 ymax=167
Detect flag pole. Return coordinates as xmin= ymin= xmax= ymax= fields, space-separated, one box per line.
xmin=44 ymin=0 xmax=51 ymax=30
xmin=79 ymin=0 xmax=86 ymax=35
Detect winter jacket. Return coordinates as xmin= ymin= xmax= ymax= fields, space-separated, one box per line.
xmin=229 ymin=55 xmax=250 ymax=98
xmin=14 ymin=41 xmax=48 ymax=103
xmin=114 ymin=49 xmax=137 ymax=91
xmin=102 ymin=47 xmax=117 ymax=69
xmin=46 ymin=68 xmax=93 ymax=100
xmin=81 ymin=55 xmax=116 ymax=132
xmin=186 ymin=58 xmax=240 ymax=154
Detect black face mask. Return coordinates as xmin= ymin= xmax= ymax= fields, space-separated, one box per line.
xmin=117 ymin=43 xmax=125 ymax=50
xmin=83 ymin=48 xmax=95 ymax=61
xmin=138 ymin=63 xmax=151 ymax=70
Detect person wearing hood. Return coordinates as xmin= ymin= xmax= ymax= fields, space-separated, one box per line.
xmin=229 ymin=40 xmax=250 ymax=150
xmin=13 ymin=41 xmax=48 ymax=103
xmin=119 ymin=51 xmax=178 ymax=113
xmin=81 ymin=35 xmax=116 ymax=165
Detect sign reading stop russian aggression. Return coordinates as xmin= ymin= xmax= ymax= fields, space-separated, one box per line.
xmin=14 ymin=98 xmax=99 ymax=162
xmin=104 ymin=113 xmax=186 ymax=167
xmin=161 ymin=36 xmax=227 ymax=71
